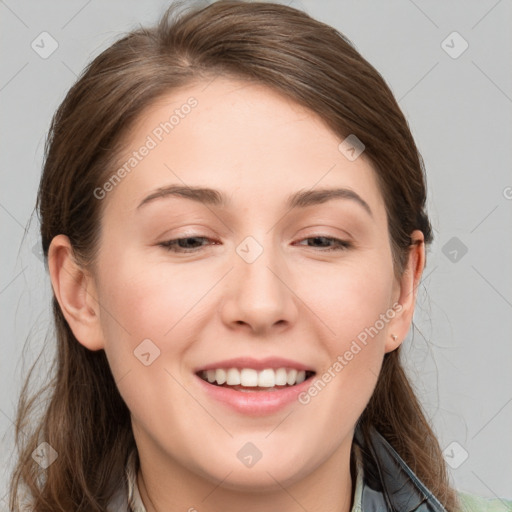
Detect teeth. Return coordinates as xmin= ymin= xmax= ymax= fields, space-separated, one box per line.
xmin=200 ymin=367 xmax=312 ymax=387
xmin=226 ymin=368 xmax=241 ymax=385
xmin=241 ymin=368 xmax=258 ymax=386
xmin=216 ymin=368 xmax=227 ymax=385
xmin=258 ymin=369 xmax=275 ymax=387
xmin=275 ymin=368 xmax=288 ymax=386
xmin=286 ymin=369 xmax=297 ymax=385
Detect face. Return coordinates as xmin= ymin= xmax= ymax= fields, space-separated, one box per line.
xmin=53 ymin=77 xmax=421 ymax=493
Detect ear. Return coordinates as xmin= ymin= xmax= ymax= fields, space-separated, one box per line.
xmin=385 ymin=230 xmax=425 ymax=353
xmin=47 ymin=234 xmax=105 ymax=351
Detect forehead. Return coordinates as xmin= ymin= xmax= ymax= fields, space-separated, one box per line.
xmin=103 ymin=77 xmax=387 ymax=222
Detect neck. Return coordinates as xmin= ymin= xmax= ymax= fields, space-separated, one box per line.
xmin=135 ymin=438 xmax=356 ymax=512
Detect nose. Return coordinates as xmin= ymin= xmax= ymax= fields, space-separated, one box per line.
xmin=219 ymin=237 xmax=299 ymax=336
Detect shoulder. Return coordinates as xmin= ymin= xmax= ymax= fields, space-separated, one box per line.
xmin=457 ymin=490 xmax=512 ymax=511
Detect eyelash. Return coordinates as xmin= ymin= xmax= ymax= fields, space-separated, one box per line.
xmin=158 ymin=235 xmax=352 ymax=253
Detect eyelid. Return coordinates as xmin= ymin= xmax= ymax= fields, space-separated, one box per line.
xmin=157 ymin=233 xmax=353 ymax=254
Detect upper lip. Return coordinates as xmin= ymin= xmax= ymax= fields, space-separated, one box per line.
xmin=194 ymin=357 xmax=315 ymax=373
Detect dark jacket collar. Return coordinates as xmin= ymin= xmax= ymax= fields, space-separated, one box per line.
xmin=353 ymin=424 xmax=447 ymax=512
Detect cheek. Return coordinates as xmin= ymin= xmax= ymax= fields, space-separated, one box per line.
xmin=93 ymin=252 xmax=200 ymax=375
xmin=96 ymin=238 xmax=393 ymax=392
xmin=96 ymin=243 xmax=395 ymax=360
xmin=297 ymin=257 xmax=394 ymax=414
xmin=301 ymin=255 xmax=395 ymax=342
xmin=93 ymin=255 xmax=206 ymax=427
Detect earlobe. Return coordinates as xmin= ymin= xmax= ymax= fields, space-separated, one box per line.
xmin=385 ymin=332 xmax=401 ymax=352
xmin=384 ymin=230 xmax=425 ymax=353
xmin=47 ymin=234 xmax=105 ymax=351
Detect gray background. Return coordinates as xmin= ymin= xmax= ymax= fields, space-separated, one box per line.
xmin=1 ymin=0 xmax=511 ymax=507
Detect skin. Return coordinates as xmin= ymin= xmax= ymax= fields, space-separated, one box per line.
xmin=49 ymin=77 xmax=425 ymax=512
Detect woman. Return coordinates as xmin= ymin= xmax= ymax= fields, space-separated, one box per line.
xmin=9 ymin=1 xmax=511 ymax=511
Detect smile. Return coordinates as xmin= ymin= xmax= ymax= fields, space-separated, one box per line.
xmin=194 ymin=357 xmax=317 ymax=415
xmin=198 ymin=367 xmax=315 ymax=390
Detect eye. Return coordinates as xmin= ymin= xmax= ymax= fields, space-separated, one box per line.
xmin=294 ymin=236 xmax=352 ymax=252
xmin=158 ymin=236 xmax=216 ymax=253
xmin=158 ymin=235 xmax=352 ymax=253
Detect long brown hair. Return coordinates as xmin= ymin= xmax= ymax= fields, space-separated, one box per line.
xmin=10 ymin=1 xmax=458 ymax=510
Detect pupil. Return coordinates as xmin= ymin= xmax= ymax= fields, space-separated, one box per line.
xmin=181 ymin=237 xmax=201 ymax=248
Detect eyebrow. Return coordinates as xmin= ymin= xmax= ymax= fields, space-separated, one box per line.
xmin=137 ymin=184 xmax=373 ymax=217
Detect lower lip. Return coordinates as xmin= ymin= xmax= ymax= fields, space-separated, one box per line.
xmin=195 ymin=374 xmax=314 ymax=416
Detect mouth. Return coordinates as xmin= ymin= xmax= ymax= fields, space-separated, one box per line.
xmin=196 ymin=367 xmax=316 ymax=392
xmin=193 ymin=357 xmax=318 ymax=415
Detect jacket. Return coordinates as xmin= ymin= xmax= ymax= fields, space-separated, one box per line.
xmin=107 ymin=425 xmax=512 ymax=511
